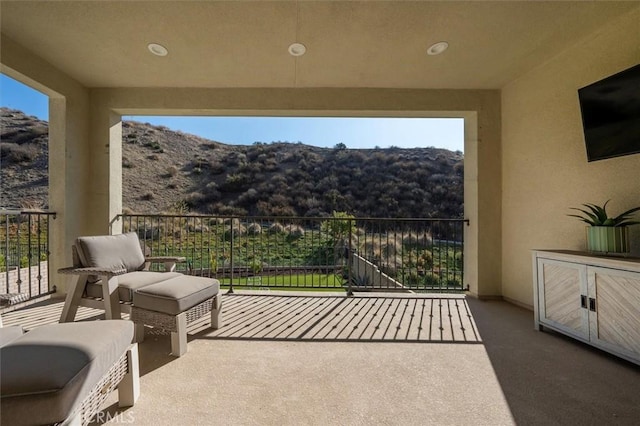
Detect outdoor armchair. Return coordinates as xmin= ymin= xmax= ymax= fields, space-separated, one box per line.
xmin=59 ymin=232 xmax=185 ymax=322
xmin=58 ymin=232 xmax=223 ymax=356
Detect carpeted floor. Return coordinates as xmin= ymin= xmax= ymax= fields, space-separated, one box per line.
xmin=97 ymin=294 xmax=640 ymax=425
xmin=102 ymin=332 xmax=513 ymax=425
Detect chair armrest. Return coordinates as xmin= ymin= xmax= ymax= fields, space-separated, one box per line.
xmin=145 ymin=256 xmax=186 ymax=263
xmin=58 ymin=266 xmax=128 ymax=277
xmin=143 ymin=256 xmax=186 ymax=272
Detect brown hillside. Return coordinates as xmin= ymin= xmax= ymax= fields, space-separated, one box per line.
xmin=1 ymin=107 xmax=464 ymax=218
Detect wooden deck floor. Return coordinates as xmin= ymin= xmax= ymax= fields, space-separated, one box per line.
xmin=192 ymin=293 xmax=481 ymax=343
xmin=1 ymin=292 xmax=481 ymax=343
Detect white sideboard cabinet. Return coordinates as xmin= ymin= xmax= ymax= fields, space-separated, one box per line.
xmin=533 ymin=250 xmax=640 ymax=365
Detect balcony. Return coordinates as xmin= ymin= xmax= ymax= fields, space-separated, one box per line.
xmin=2 ymin=292 xmax=640 ymax=425
xmin=2 ymin=1 xmax=640 ymax=423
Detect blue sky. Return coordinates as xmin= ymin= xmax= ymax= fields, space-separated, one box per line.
xmin=0 ymin=74 xmax=464 ymax=151
xmin=0 ymin=74 xmax=49 ymax=120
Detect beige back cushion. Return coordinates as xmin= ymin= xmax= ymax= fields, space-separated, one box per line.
xmin=75 ymin=232 xmax=146 ymax=273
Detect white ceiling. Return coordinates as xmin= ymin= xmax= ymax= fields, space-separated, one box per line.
xmin=1 ymin=1 xmax=638 ymax=89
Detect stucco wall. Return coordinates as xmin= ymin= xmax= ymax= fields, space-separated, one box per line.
xmin=501 ymin=8 xmax=640 ymax=307
xmin=350 ymin=253 xmax=404 ymax=289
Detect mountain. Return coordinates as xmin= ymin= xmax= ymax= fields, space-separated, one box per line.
xmin=0 ymin=108 xmax=49 ymax=208
xmin=0 ymin=107 xmax=464 ymax=218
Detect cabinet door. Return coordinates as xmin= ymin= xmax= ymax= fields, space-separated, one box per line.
xmin=537 ymin=258 xmax=590 ymax=340
xmin=588 ymin=266 xmax=640 ymax=360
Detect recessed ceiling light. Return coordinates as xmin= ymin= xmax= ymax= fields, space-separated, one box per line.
xmin=427 ymin=41 xmax=448 ymax=56
xmin=288 ymin=42 xmax=307 ymax=57
xmin=148 ymin=43 xmax=168 ymax=57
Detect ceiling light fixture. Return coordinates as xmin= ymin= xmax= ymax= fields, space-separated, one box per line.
xmin=288 ymin=42 xmax=306 ymax=57
xmin=147 ymin=43 xmax=168 ymax=57
xmin=427 ymin=41 xmax=448 ymax=56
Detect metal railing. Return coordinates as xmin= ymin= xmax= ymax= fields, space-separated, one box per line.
xmin=351 ymin=218 xmax=467 ymax=292
xmin=0 ymin=209 xmax=56 ymax=306
xmin=112 ymin=214 xmax=468 ymax=294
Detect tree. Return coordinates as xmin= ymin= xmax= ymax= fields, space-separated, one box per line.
xmin=321 ymin=211 xmax=356 ymax=245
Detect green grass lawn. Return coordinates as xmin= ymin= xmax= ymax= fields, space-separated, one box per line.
xmin=219 ymin=273 xmax=344 ymax=290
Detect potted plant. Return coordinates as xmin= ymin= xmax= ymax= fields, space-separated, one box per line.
xmin=568 ymin=200 xmax=640 ymax=253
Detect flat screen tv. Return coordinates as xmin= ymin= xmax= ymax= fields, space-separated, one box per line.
xmin=578 ymin=63 xmax=640 ymax=162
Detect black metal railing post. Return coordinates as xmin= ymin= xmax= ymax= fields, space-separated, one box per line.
xmin=15 ymin=213 xmax=23 ymax=295
xmin=3 ymin=212 xmax=11 ymax=294
xmin=228 ymin=222 xmax=235 ymax=294
xmin=346 ymin=218 xmax=354 ymax=296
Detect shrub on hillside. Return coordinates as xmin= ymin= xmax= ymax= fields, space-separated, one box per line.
xmin=165 ymin=166 xmax=178 ymax=177
xmin=185 ymin=191 xmax=206 ymax=208
xmin=268 ymin=222 xmax=286 ymax=234
xmin=2 ymin=126 xmax=47 ymax=145
xmin=285 ymin=224 xmax=305 ymax=239
xmin=206 ymin=203 xmax=246 ymax=216
xmin=238 ymin=188 xmax=258 ymax=204
xmin=144 ymin=141 xmax=161 ymax=151
xmin=207 ymin=160 xmax=225 ymax=175
xmin=247 ymin=222 xmax=263 ymax=235
xmin=264 ymin=158 xmax=278 ymax=171
xmin=222 ymin=173 xmax=250 ymax=191
xmin=1 ymin=143 xmax=40 ymax=164
xmin=225 ymin=223 xmax=246 ymax=238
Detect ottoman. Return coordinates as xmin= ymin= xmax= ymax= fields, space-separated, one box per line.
xmin=0 ymin=321 xmax=139 ymax=426
xmin=130 ymin=276 xmax=222 ymax=357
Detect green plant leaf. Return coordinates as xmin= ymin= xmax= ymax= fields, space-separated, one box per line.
xmin=568 ymin=208 xmax=600 ymax=225
xmin=569 ymin=200 xmax=640 ymax=228
xmin=613 ymin=206 xmax=640 ymax=224
xmin=567 ymin=214 xmax=597 ymax=226
xmin=583 ymin=202 xmax=609 ymax=224
xmin=616 ymin=220 xmax=640 ymax=227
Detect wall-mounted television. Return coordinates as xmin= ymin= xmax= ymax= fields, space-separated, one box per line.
xmin=578 ymin=64 xmax=640 ymax=162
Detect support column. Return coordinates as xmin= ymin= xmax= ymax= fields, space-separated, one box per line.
xmin=48 ymin=95 xmax=90 ymax=295
xmin=86 ymin=103 xmax=122 ymax=235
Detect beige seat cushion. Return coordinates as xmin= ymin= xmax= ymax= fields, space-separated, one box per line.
xmin=133 ymin=277 xmax=220 ymax=315
xmin=85 ymin=271 xmax=182 ymax=302
xmin=0 ymin=326 xmax=24 ymax=348
xmin=0 ymin=320 xmax=133 ymax=426
xmin=76 ymin=232 xmax=146 ymax=273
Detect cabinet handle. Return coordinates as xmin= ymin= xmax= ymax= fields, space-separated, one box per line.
xmin=580 ymin=295 xmax=587 ymax=309
xmin=589 ymin=298 xmax=597 ymax=312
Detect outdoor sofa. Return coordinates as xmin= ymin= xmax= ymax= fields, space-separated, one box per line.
xmin=0 ymin=318 xmax=139 ymax=426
